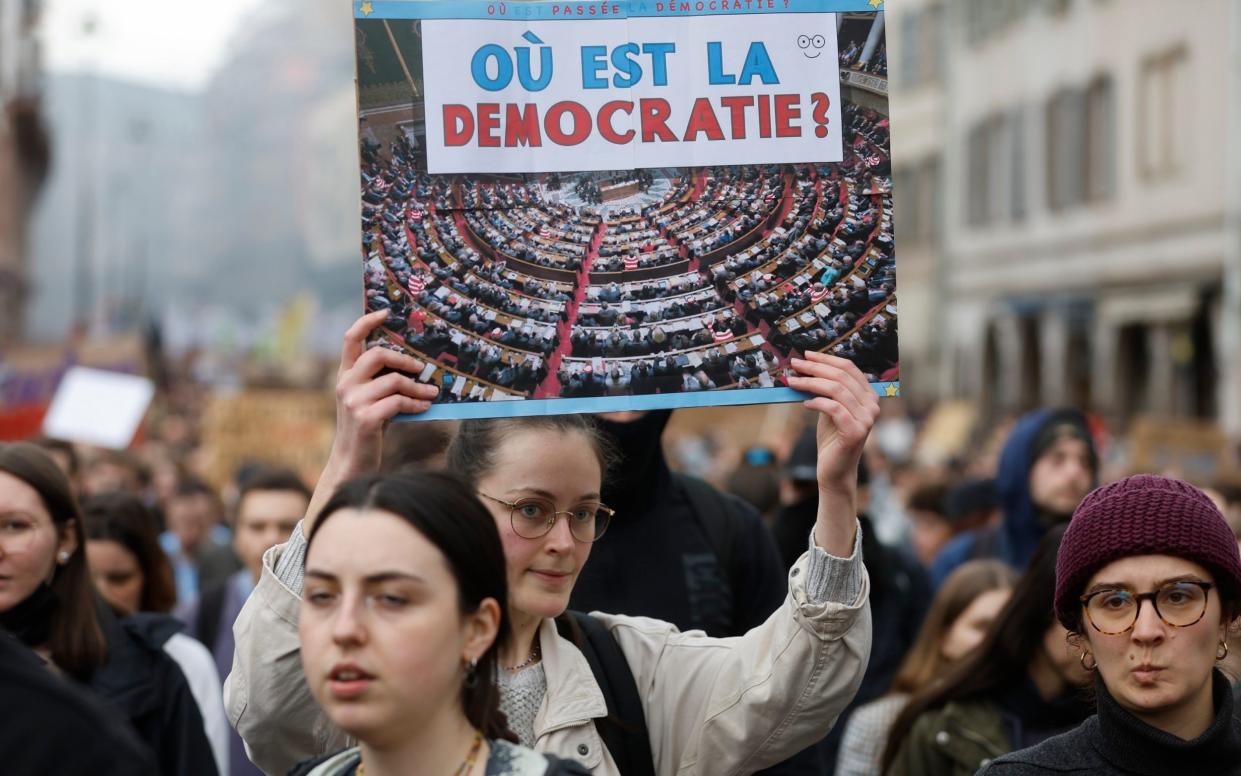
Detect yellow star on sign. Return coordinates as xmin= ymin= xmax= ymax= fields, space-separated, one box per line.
xmin=360 ymin=1 xmax=374 ymax=16
xmin=869 ymin=0 xmax=884 ymax=8
xmin=884 ymin=383 xmax=899 ymax=397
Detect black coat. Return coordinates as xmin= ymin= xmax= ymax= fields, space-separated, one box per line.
xmin=89 ymin=608 xmax=220 ymax=776
xmin=0 ymin=632 xmax=157 ymax=775
xmin=571 ymin=411 xmax=785 ymax=638
xmin=982 ymin=671 xmax=1241 ymax=776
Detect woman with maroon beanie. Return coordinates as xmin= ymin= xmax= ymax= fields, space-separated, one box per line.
xmin=982 ymin=475 xmax=1241 ymax=775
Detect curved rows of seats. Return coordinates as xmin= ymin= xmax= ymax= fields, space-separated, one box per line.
xmin=717 ymin=174 xmax=849 ymax=304
xmin=557 ymin=331 xmax=772 ymax=397
xmin=383 ymin=216 xmax=571 ymax=335
xmin=409 ymin=214 xmax=576 ymax=299
xmin=463 ymin=209 xmax=589 ymax=271
xmin=765 ymin=188 xmax=889 ymax=332
xmin=586 ymin=270 xmax=709 ymax=303
xmin=569 ymin=305 xmax=746 ymax=360
xmin=668 ymin=170 xmax=785 ymax=255
xmin=364 ymin=249 xmax=549 ymax=396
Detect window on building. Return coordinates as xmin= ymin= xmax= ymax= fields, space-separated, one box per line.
xmin=1085 ymin=76 xmax=1116 ymax=201
xmin=894 ymin=166 xmax=919 ymax=240
xmin=899 ymin=12 xmax=923 ymax=88
xmin=925 ymin=5 xmax=945 ymax=83
xmin=964 ymin=0 xmax=1030 ymax=45
xmin=1010 ymin=110 xmax=1028 ymax=220
xmin=985 ymin=115 xmax=1008 ymax=224
xmin=1138 ymin=46 xmax=1188 ymax=181
xmin=898 ymin=5 xmax=944 ymax=88
xmin=898 ymin=155 xmax=943 ymax=244
xmin=966 ymin=112 xmax=1024 ymax=228
xmin=966 ymin=121 xmax=991 ymax=227
xmin=924 ymin=156 xmax=942 ymax=242
xmin=1046 ymin=87 xmax=1087 ymax=210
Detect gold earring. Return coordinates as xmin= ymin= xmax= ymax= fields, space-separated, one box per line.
xmin=1080 ymin=651 xmax=1097 ymax=671
xmin=1217 ymin=641 xmax=1230 ymax=661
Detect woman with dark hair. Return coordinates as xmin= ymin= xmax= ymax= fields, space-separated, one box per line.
xmin=0 ymin=442 xmax=218 ymax=776
xmin=83 ymin=493 xmax=176 ymax=612
xmin=882 ymin=524 xmax=1092 ymax=775
xmin=836 ymin=559 xmax=1017 ymax=774
xmin=83 ymin=492 xmax=230 ymax=775
xmin=228 ymin=309 xmax=875 ymax=776
xmin=982 ymin=475 xmax=1241 ymax=774
xmin=291 ymin=472 xmax=589 ymax=775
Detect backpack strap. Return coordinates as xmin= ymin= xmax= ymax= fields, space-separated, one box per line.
xmin=675 ymin=474 xmax=739 ymax=581
xmin=555 ymin=612 xmax=655 ymax=776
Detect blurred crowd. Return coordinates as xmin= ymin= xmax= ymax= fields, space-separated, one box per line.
xmin=3 ymin=373 xmax=1240 ymax=775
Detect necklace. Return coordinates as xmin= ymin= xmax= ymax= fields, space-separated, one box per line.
xmin=503 ymin=639 xmax=542 ymax=672
xmin=356 ymin=730 xmax=483 ymax=776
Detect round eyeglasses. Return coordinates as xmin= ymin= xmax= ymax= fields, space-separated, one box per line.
xmin=1079 ymin=581 xmax=1214 ymax=635
xmin=478 ymin=493 xmax=614 ymax=543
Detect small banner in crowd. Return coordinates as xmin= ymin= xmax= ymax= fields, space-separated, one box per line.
xmin=354 ymin=0 xmax=897 ymax=420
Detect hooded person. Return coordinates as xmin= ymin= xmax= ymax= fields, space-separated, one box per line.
xmin=570 ymin=410 xmax=785 ymax=638
xmin=930 ymin=408 xmax=1098 ymax=587
xmin=569 ymin=411 xmax=823 ymax=775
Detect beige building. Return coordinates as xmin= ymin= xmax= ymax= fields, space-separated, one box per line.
xmin=887 ymin=0 xmax=1241 ymax=438
xmin=0 ymin=0 xmax=47 ymax=347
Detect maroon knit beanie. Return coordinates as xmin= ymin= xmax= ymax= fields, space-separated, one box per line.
xmin=1054 ymin=474 xmax=1241 ymax=630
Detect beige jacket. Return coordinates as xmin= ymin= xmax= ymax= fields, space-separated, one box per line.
xmin=225 ymin=537 xmax=871 ymax=776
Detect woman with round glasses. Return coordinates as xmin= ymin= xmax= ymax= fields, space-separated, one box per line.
xmin=226 ymin=309 xmax=874 ymax=776
xmin=981 ymin=475 xmax=1241 ymax=774
xmin=476 ymin=493 xmax=614 ymax=545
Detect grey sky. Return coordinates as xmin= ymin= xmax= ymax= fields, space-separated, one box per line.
xmin=41 ymin=0 xmax=265 ymax=91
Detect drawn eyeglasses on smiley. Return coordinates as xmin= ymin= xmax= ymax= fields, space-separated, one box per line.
xmin=797 ymin=34 xmax=827 ymax=58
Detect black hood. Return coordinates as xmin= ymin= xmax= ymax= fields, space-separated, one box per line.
xmin=598 ymin=410 xmax=673 ymax=514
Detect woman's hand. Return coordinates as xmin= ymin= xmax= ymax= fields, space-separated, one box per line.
xmin=305 ymin=309 xmax=439 ymax=532
xmin=787 ymin=351 xmax=880 ymax=556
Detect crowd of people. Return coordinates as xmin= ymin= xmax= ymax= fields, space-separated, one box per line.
xmin=839 ymin=39 xmax=887 ymax=77
xmin=5 ymin=309 xmax=1241 ymax=776
xmin=15 ymin=26 xmax=1241 ymax=775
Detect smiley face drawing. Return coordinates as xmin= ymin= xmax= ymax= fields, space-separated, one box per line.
xmin=798 ymin=34 xmax=827 ymax=58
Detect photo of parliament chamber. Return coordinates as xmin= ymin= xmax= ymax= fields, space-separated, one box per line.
xmin=359 ymin=102 xmax=898 ymax=405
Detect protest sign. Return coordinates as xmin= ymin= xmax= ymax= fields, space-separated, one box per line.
xmin=42 ymin=367 xmax=155 ymax=450
xmin=1128 ymin=417 xmax=1240 ymax=486
xmin=0 ymin=336 xmax=148 ymax=441
xmin=198 ymin=390 xmax=335 ymax=491
xmin=354 ymin=0 xmax=897 ymax=420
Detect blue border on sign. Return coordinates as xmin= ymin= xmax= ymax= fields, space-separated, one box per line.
xmin=395 ymin=381 xmax=899 ymax=421
xmin=356 ymin=0 xmax=883 ymax=20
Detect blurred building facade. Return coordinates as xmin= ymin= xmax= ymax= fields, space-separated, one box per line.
xmin=888 ymin=0 xmax=1241 ymax=437
xmin=0 ymin=0 xmax=48 ymax=348
xmin=30 ymin=74 xmax=208 ymax=341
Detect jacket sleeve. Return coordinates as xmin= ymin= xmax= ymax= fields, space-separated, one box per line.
xmin=223 ymin=530 xmax=350 ymax=776
xmin=598 ymin=524 xmax=872 ymax=776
